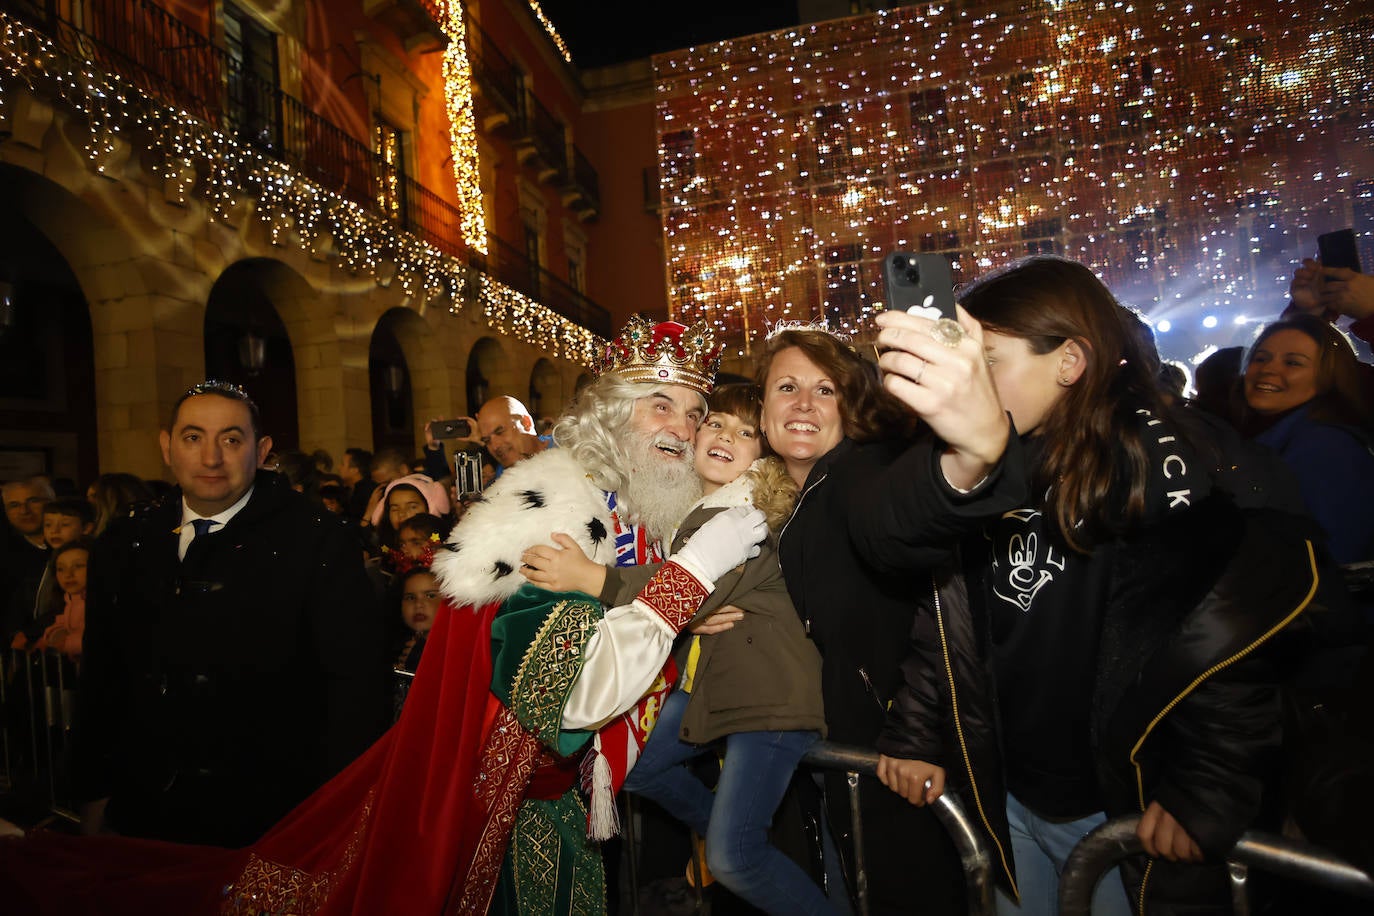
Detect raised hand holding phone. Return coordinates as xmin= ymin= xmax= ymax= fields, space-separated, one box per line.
xmin=876 ymin=251 xmax=1010 ymax=489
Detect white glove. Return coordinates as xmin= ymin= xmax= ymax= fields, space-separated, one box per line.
xmin=672 ymin=506 xmax=768 ymax=582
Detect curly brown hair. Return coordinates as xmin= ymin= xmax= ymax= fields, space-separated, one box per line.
xmin=754 ymin=329 xmax=915 ymax=444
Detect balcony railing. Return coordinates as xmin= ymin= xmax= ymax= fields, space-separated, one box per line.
xmin=484 ymin=233 xmax=609 ymax=336
xmin=3 ymin=0 xmax=609 ymax=335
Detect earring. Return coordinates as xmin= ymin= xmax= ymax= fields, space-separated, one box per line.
xmin=1058 ymin=377 xmax=1072 ymax=386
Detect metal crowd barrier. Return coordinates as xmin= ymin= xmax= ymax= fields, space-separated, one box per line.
xmin=2 ymin=647 xmax=79 ymax=817
xmin=621 ymin=740 xmax=996 ymax=916
xmin=1059 ymin=815 xmax=1374 ymax=916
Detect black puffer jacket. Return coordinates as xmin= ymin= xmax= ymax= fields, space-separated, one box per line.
xmin=779 ymin=429 xmax=1028 ymax=915
xmin=877 ymin=446 xmax=1324 ymax=913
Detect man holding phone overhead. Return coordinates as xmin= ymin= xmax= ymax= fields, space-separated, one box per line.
xmin=476 ymin=395 xmax=553 ymax=469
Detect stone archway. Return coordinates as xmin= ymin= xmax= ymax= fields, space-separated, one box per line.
xmin=204 ymin=260 xmax=302 ymax=450
xmin=369 ymin=307 xmax=451 ymax=456
xmin=527 ymin=358 xmax=563 ymax=421
xmin=0 ymin=165 xmax=108 ymax=484
xmin=465 ymin=337 xmax=506 ymax=416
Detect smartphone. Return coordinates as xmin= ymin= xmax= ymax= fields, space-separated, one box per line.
xmin=883 ymin=252 xmax=956 ymax=320
xmin=1318 ymin=228 xmax=1362 ymax=273
xmin=429 ymin=418 xmax=472 ymax=439
xmin=455 ymin=451 xmax=484 ymax=497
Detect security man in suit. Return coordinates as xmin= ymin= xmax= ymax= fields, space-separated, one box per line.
xmin=72 ymin=380 xmax=391 ymax=847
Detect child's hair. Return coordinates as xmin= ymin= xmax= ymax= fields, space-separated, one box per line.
xmin=44 ymin=497 xmax=94 ymax=527
xmin=707 ymin=382 xmax=763 ymax=432
xmin=40 ymin=536 xmax=95 ymax=616
xmin=397 ymin=512 xmax=451 ymax=543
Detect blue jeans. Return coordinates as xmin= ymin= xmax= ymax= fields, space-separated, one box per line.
xmin=623 ymin=689 xmax=836 ymax=916
xmin=995 ymin=793 xmax=1133 ymax=916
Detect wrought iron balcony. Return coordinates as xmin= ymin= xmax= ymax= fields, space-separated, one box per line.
xmin=1 ymin=0 xmax=609 ymax=336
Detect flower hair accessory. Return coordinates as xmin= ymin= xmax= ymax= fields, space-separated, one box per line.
xmin=593 ymin=316 xmax=723 ymax=396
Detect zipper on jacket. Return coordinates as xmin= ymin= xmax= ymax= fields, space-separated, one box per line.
xmin=779 ymin=471 xmax=827 ymax=635
xmin=932 ymin=579 xmax=1019 ymax=900
xmin=1126 ymin=539 xmax=1319 ymax=915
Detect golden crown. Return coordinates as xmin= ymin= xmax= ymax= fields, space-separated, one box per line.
xmin=593 ymin=316 xmax=723 ymax=396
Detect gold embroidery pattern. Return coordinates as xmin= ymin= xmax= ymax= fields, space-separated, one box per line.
xmin=221 ymin=789 xmax=376 ymax=915
xmin=513 ymin=803 xmax=562 ymax=915
xmin=510 ymin=597 xmax=601 ymax=741
xmin=511 ymin=793 xmax=605 ymax=916
xmin=454 ymin=707 xmax=543 ymax=915
xmin=637 ymin=561 xmax=708 ymax=633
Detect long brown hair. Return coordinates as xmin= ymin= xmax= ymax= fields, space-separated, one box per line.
xmin=959 ymin=256 xmax=1167 ymax=551
xmin=1243 ymin=313 xmax=1374 ymax=432
xmin=754 ymin=328 xmax=915 ymax=444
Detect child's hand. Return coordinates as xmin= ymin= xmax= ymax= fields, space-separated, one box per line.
xmin=690 ymin=604 xmax=744 ymax=635
xmin=521 ymin=533 xmax=607 ymax=596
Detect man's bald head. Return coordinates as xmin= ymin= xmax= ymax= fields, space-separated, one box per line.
xmin=477 ymin=396 xmax=545 ymax=469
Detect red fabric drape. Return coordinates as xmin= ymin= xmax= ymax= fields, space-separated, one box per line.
xmin=0 ymin=600 xmax=501 ymax=916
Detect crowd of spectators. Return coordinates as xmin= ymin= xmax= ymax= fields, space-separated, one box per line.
xmin=0 ymin=257 xmax=1371 ymax=915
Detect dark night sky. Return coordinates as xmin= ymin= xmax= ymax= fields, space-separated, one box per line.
xmin=537 ymin=1 xmax=802 ymax=69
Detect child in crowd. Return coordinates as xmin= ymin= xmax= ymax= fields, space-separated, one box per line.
xmin=523 ymin=383 xmax=832 ymax=916
xmin=369 ymin=474 xmax=451 ymax=558
xmin=37 ymin=538 xmax=93 ymax=660
xmin=6 ymin=499 xmax=95 ymax=649
xmin=395 ymin=566 xmax=440 ymax=673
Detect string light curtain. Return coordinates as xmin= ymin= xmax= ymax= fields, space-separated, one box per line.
xmin=654 ymin=1 xmax=1374 ymax=358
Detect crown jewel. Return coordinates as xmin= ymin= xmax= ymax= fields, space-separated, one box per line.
xmin=593 ymin=316 xmax=723 ymax=396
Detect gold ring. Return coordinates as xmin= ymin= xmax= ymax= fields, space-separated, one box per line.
xmin=930 ymin=318 xmax=965 ymax=349
xmin=913 ymin=358 xmax=927 ymax=384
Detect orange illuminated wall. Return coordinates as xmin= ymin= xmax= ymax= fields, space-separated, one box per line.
xmin=654 ymin=0 xmax=1374 ymax=361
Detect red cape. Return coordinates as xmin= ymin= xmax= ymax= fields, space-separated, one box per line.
xmin=0 ymin=600 xmax=502 ymax=916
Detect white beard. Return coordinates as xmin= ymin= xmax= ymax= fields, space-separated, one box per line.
xmin=618 ymin=429 xmax=702 ymax=541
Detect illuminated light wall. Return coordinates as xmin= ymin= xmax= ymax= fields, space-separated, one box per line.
xmin=654 ymin=1 xmax=1374 ymax=361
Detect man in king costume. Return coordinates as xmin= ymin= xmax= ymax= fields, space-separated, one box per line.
xmin=0 ymin=317 xmax=765 ymax=916
xmin=425 ymin=315 xmax=767 ymax=914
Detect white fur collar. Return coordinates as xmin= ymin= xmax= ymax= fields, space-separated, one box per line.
xmin=431 ymin=448 xmax=621 ymax=608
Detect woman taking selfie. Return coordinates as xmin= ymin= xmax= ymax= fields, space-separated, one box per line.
xmin=870 ymin=256 xmax=1320 ymax=915
xmin=758 ymin=321 xmax=1025 ymax=915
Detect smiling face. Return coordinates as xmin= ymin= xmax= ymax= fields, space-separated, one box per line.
xmin=694 ymin=411 xmax=762 ymax=494
xmin=55 ymin=547 xmax=89 ymax=597
xmin=761 ymin=346 xmax=845 ymax=485
xmin=1244 ymin=328 xmax=1321 ymax=416
xmin=159 ymin=394 xmax=272 ymax=517
xmin=401 ymin=570 xmax=441 ymax=634
xmin=626 ymin=385 xmax=705 ymax=470
xmin=477 ymin=399 xmax=540 ymax=469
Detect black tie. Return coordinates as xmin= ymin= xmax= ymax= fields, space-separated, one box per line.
xmin=190 ymin=518 xmax=216 ymax=541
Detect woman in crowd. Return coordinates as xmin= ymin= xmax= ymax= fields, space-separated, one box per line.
xmin=1240 ymin=313 xmax=1374 ymax=565
xmin=870 ymin=256 xmax=1321 ymax=915
xmin=86 ymin=473 xmax=152 ymax=537
xmin=756 ymin=320 xmax=1024 ymax=915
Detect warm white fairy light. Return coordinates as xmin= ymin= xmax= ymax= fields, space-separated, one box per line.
xmin=439 ymin=0 xmax=487 ymax=255
xmin=526 ymin=1 xmax=573 ymax=64
xmin=655 ymin=1 xmax=1374 ymax=358
xmin=0 ymin=9 xmax=600 ymax=365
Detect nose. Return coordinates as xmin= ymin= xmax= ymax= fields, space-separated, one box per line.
xmin=665 ymin=411 xmax=694 ymax=443
xmin=202 ymin=439 xmax=224 ymax=466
